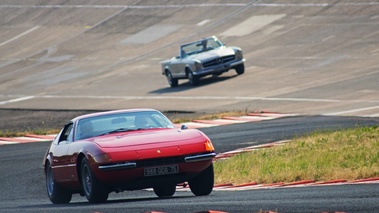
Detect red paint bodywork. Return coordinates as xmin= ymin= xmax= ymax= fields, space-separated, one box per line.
xmin=43 ymin=109 xmax=215 ymax=193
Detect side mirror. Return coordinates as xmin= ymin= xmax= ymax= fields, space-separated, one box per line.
xmin=181 ymin=124 xmax=188 ymax=130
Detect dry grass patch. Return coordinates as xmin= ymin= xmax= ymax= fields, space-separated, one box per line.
xmin=0 ymin=129 xmax=59 ymax=137
xmin=171 ymin=110 xmax=251 ymax=124
xmin=0 ymin=110 xmax=253 ymax=137
xmin=214 ymin=126 xmax=379 ymax=185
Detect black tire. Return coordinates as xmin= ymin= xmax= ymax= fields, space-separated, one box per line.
xmin=153 ymin=184 xmax=176 ymax=197
xmin=166 ymin=71 xmax=178 ymax=87
xmin=46 ymin=161 xmax=72 ymax=204
xmin=188 ymin=71 xmax=199 ymax=86
xmin=80 ymin=158 xmax=109 ymax=203
xmin=235 ymin=64 xmax=245 ymax=75
xmin=188 ymin=164 xmax=214 ymax=196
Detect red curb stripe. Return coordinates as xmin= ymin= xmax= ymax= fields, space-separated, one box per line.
xmin=248 ymin=112 xmax=286 ymax=117
xmin=215 ymin=153 xmax=234 ymax=159
xmin=284 ymin=180 xmax=315 ymax=186
xmin=24 ymin=134 xmax=55 ymax=139
xmin=221 ymin=116 xmax=266 ymax=121
xmin=352 ymin=177 xmax=379 ymax=183
xmin=261 ymin=182 xmax=286 ymax=187
xmin=248 ymin=112 xmax=277 ymax=117
xmin=214 ymin=183 xmax=233 ymax=187
xmin=316 ymin=179 xmax=347 ymax=185
xmin=235 ymin=182 xmax=258 ymax=187
xmin=177 ymin=183 xmax=188 ymax=188
xmin=0 ymin=137 xmax=37 ymax=142
xmin=192 ymin=119 xmax=236 ymax=125
xmin=252 ymin=144 xmax=275 ymax=149
xmin=0 ymin=137 xmax=21 ymax=142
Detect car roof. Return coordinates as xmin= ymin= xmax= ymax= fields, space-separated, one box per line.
xmin=71 ymin=108 xmax=159 ymax=122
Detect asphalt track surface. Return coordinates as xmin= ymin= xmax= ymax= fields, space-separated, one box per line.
xmin=1 ymin=0 xmax=379 ymax=212
xmin=1 ymin=115 xmax=379 ymax=213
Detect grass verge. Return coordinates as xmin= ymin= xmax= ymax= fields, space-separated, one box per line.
xmin=214 ymin=126 xmax=379 ymax=185
xmin=170 ymin=110 xmax=250 ymax=124
xmin=0 ymin=110 xmax=251 ymax=137
xmin=0 ymin=129 xmax=59 ymax=137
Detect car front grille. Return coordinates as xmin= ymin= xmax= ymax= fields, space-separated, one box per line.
xmin=136 ymin=156 xmax=185 ymax=168
xmin=203 ymin=55 xmax=235 ymax=67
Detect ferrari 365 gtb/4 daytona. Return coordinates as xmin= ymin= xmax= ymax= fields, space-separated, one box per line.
xmin=161 ymin=36 xmax=245 ymax=87
xmin=43 ymin=109 xmax=216 ymax=203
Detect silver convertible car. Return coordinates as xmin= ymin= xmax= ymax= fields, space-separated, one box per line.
xmin=161 ymin=36 xmax=245 ymax=87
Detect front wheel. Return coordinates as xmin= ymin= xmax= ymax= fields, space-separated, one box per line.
xmin=153 ymin=184 xmax=176 ymax=197
xmin=166 ymin=71 xmax=178 ymax=87
xmin=188 ymin=71 xmax=199 ymax=86
xmin=188 ymin=164 xmax=214 ymax=196
xmin=46 ymin=161 xmax=72 ymax=204
xmin=235 ymin=64 xmax=245 ymax=75
xmin=80 ymin=158 xmax=109 ymax=203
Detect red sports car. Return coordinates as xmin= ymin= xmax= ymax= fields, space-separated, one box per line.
xmin=42 ymin=108 xmax=216 ymax=204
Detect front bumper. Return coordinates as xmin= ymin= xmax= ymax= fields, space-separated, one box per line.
xmin=194 ymin=59 xmax=245 ymax=76
xmin=98 ymin=152 xmax=216 ymax=171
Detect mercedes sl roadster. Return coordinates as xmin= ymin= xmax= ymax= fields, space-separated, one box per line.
xmin=161 ymin=36 xmax=245 ymax=87
xmin=42 ymin=109 xmax=216 ymax=204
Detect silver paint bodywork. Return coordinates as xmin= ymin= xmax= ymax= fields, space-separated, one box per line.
xmin=161 ymin=36 xmax=245 ymax=86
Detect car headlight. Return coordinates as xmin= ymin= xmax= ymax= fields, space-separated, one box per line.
xmin=235 ymin=50 xmax=243 ymax=60
xmin=194 ymin=61 xmax=203 ymax=70
xmin=92 ymin=153 xmax=112 ymax=163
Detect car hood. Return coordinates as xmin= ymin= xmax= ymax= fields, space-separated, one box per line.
xmin=92 ymin=129 xmax=208 ymax=161
xmin=95 ymin=128 xmax=202 ymax=147
xmin=189 ymin=46 xmax=234 ymax=62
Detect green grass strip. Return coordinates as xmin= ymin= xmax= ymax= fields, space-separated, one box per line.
xmin=214 ymin=126 xmax=379 ymax=185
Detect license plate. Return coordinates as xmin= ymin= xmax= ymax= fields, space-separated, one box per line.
xmin=144 ymin=165 xmax=179 ymax=177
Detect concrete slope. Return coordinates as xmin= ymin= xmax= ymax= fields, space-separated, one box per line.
xmin=0 ymin=0 xmax=378 ymax=117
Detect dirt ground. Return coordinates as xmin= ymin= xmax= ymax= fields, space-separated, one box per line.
xmin=0 ymin=109 xmax=205 ymax=132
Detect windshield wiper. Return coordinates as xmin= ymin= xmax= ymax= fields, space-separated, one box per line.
xmin=99 ymin=128 xmax=131 ymax=136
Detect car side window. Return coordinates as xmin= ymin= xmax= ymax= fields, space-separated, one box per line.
xmin=58 ymin=123 xmax=74 ymax=143
xmin=66 ymin=125 xmax=74 ymax=143
xmin=180 ymin=49 xmax=187 ymax=58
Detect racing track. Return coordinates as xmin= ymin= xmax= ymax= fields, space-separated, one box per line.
xmin=0 ymin=0 xmax=379 ymax=117
xmin=1 ymin=1 xmax=379 ymax=212
xmin=1 ymin=115 xmax=379 ymax=212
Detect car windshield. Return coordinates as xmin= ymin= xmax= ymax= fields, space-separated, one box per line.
xmin=181 ymin=37 xmax=223 ymax=57
xmin=75 ymin=111 xmax=175 ymax=140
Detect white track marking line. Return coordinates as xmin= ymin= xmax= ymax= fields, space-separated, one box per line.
xmin=32 ymin=95 xmax=379 ymax=104
xmin=2 ymin=95 xmax=379 ymax=105
xmin=0 ymin=26 xmax=39 ymax=47
xmin=324 ymin=105 xmax=379 ymax=116
xmin=0 ymin=96 xmax=35 ymax=105
xmin=197 ymin=19 xmax=210 ymax=26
